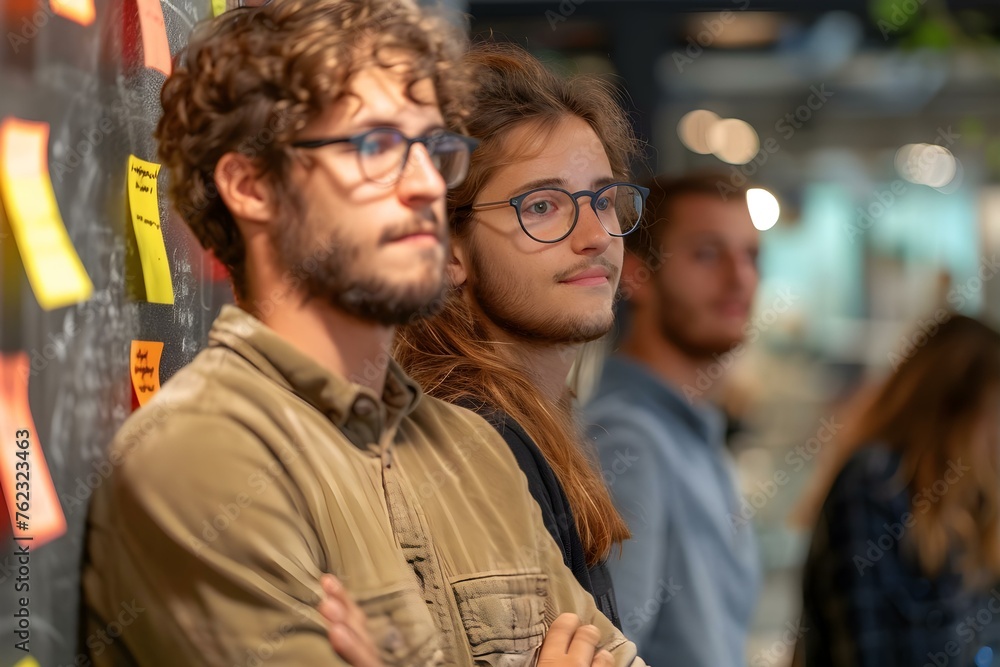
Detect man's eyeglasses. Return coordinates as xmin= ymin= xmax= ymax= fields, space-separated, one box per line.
xmin=291 ymin=127 xmax=480 ymax=189
xmin=471 ymin=183 xmax=650 ymax=244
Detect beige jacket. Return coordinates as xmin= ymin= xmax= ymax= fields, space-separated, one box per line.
xmin=82 ymin=305 xmax=646 ymax=666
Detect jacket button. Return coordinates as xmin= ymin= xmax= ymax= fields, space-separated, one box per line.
xmin=383 ymin=627 xmax=403 ymax=652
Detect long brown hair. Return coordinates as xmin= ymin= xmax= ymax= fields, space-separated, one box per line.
xmin=799 ymin=313 xmax=1000 ymax=584
xmin=394 ymin=42 xmax=638 ymax=564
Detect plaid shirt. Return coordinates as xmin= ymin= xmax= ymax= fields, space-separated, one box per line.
xmin=796 ymin=445 xmax=1000 ymax=667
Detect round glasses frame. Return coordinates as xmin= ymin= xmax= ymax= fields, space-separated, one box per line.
xmin=470 ymin=182 xmax=651 ymax=244
xmin=291 ymin=127 xmax=480 ymax=188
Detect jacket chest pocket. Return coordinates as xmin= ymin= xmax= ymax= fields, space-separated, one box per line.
xmin=451 ymin=571 xmax=548 ymax=667
xmin=356 ymin=585 xmax=444 ymax=666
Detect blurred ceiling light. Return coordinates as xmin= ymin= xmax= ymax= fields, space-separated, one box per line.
xmin=921 ymin=147 xmax=958 ymax=188
xmin=934 ymin=159 xmax=963 ymax=194
xmin=747 ymin=188 xmax=780 ymax=231
xmin=893 ymin=143 xmax=919 ymax=175
xmin=677 ymin=109 xmax=720 ymax=154
xmin=707 ymin=118 xmax=760 ymax=164
xmin=895 ymin=143 xmax=958 ymax=188
xmin=684 ymin=12 xmax=782 ymax=49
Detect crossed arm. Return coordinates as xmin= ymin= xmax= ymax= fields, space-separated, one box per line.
xmin=318 ymin=574 xmax=617 ymax=667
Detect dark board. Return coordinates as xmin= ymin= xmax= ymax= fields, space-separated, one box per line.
xmin=0 ymin=1 xmax=234 ymax=664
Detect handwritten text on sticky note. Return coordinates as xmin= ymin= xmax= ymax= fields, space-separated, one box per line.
xmin=130 ymin=340 xmax=164 ymax=406
xmin=127 ymin=155 xmax=174 ymax=304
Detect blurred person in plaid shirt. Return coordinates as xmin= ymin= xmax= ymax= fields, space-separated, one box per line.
xmin=794 ymin=314 xmax=1000 ymax=667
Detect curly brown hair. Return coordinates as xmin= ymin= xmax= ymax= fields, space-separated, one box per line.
xmin=155 ymin=0 xmax=473 ymax=299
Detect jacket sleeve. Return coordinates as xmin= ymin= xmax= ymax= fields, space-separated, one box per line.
xmin=82 ymin=411 xmax=345 ymax=667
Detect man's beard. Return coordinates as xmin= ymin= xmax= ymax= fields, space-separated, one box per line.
xmin=653 ymin=279 xmax=743 ymax=359
xmin=466 ymin=249 xmax=614 ymax=345
xmin=275 ymin=216 xmax=447 ymax=326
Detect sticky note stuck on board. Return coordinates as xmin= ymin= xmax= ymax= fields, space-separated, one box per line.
xmin=136 ymin=0 xmax=172 ymax=76
xmin=0 ymin=118 xmax=94 ymax=311
xmin=0 ymin=353 xmax=68 ymax=548
xmin=211 ymin=0 xmax=227 ymax=16
xmin=130 ymin=341 xmax=164 ymax=406
xmin=14 ymin=657 xmax=41 ymax=667
xmin=127 ymin=155 xmax=174 ymax=304
xmin=52 ymin=0 xmax=96 ymax=26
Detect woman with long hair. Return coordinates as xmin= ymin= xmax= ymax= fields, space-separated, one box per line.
xmin=795 ymin=313 xmax=1000 ymax=666
xmin=394 ymin=41 xmax=644 ymax=627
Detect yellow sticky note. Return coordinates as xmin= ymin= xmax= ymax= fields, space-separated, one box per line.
xmin=0 ymin=118 xmax=93 ymax=311
xmin=211 ymin=0 xmax=227 ymax=16
xmin=130 ymin=340 xmax=164 ymax=406
xmin=127 ymin=155 xmax=174 ymax=304
xmin=14 ymin=656 xmax=40 ymax=667
xmin=0 ymin=353 xmax=68 ymax=549
xmin=51 ymin=0 xmax=96 ymax=26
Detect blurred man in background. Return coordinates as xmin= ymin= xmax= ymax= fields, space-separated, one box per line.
xmin=585 ymin=173 xmax=762 ymax=666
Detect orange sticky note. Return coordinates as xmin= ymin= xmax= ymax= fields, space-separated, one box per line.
xmin=52 ymin=0 xmax=96 ymax=26
xmin=0 ymin=118 xmax=94 ymax=310
xmin=130 ymin=341 xmax=163 ymax=406
xmin=0 ymin=353 xmax=67 ymax=548
xmin=127 ymin=155 xmax=174 ymax=304
xmin=136 ymin=0 xmax=171 ymax=76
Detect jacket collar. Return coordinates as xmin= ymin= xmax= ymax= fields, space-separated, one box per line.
xmin=207 ymin=305 xmax=422 ymax=448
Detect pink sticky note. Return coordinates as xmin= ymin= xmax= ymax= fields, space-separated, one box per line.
xmin=136 ymin=0 xmax=171 ymax=76
xmin=0 ymin=353 xmax=67 ymax=548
